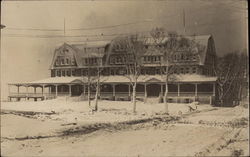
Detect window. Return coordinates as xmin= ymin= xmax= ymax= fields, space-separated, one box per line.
xmin=62 ymin=70 xmax=65 ymax=76
xmin=66 ymin=70 xmax=71 ymax=76
xmin=192 ymin=67 xmax=196 ymax=73
xmin=66 ymin=58 xmax=69 ymax=65
xmin=174 ymin=68 xmax=178 ymax=74
xmin=72 ymin=69 xmax=75 ymax=76
xmin=177 ymin=54 xmax=180 ymax=60
xmin=180 ymin=68 xmax=184 ymax=74
xmin=61 ymin=59 xmax=65 ymax=65
xmin=183 ymin=55 xmax=187 ymax=60
xmin=55 ymin=59 xmax=59 ymax=66
xmin=156 ymin=69 xmax=161 ymax=74
xmin=71 ymin=57 xmax=75 ymax=65
xmin=116 ymin=57 xmax=122 ymax=64
xmin=154 ymin=56 xmax=157 ymax=62
xmin=173 ymin=55 xmax=177 ymax=61
xmin=57 ymin=70 xmax=61 ymax=76
xmin=185 ymin=67 xmax=189 ymax=74
xmin=192 ymin=54 xmax=197 ymax=61
xmin=94 ymin=58 xmax=97 ymax=64
xmin=110 ymin=56 xmax=115 ymax=64
xmin=85 ymin=58 xmax=89 ymax=65
xmin=51 ymin=70 xmax=55 ymax=77
xmin=63 ymin=49 xmax=69 ymax=53
xmin=181 ymin=54 xmax=184 ymax=60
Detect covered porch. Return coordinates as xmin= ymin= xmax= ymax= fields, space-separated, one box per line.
xmin=8 ymin=77 xmax=85 ymax=101
xmin=8 ymin=75 xmax=217 ymax=104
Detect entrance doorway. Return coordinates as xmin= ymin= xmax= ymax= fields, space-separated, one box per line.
xmin=147 ymin=84 xmax=161 ymax=97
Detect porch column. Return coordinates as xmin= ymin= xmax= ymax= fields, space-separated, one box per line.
xmin=42 ymin=85 xmax=46 ymax=100
xmin=17 ymin=85 xmax=20 ymax=94
xmin=34 ymin=87 xmax=37 ymax=94
xmin=144 ymin=83 xmax=147 ymax=98
xmin=55 ymin=85 xmax=58 ymax=97
xmin=25 ymin=86 xmax=28 ymax=100
xmin=177 ymin=83 xmax=180 ymax=97
xmin=69 ymin=84 xmax=72 ymax=96
xmin=8 ymin=85 xmax=11 ymax=101
xmin=160 ymin=84 xmax=163 ymax=96
xmin=213 ymin=83 xmax=215 ymax=96
xmin=195 ymin=83 xmax=198 ymax=97
xmin=42 ymin=85 xmax=44 ymax=96
xmin=128 ymin=84 xmax=131 ymax=96
xmin=112 ymin=84 xmax=116 ymax=96
xmin=83 ymin=85 xmax=85 ymax=96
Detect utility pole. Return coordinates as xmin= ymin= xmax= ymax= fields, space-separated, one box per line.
xmin=63 ymin=18 xmax=66 ymax=43
xmin=183 ymin=9 xmax=186 ymax=35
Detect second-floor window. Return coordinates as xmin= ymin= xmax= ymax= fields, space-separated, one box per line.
xmin=57 ymin=70 xmax=61 ymax=76
xmin=61 ymin=59 xmax=65 ymax=65
xmin=66 ymin=70 xmax=71 ymax=76
xmin=62 ymin=70 xmax=65 ymax=76
xmin=192 ymin=67 xmax=196 ymax=74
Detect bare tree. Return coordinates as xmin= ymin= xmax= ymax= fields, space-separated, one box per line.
xmin=150 ymin=28 xmax=197 ymax=113
xmin=93 ymin=65 xmax=103 ymax=111
xmin=150 ymin=28 xmax=178 ymax=114
xmin=83 ymin=57 xmax=104 ymax=112
xmin=121 ymin=34 xmax=145 ymax=113
xmin=214 ymin=52 xmax=243 ymax=106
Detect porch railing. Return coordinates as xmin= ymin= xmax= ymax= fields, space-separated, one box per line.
xmin=9 ymin=92 xmax=214 ymax=98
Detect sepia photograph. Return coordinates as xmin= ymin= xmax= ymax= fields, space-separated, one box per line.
xmin=0 ymin=0 xmax=249 ymax=156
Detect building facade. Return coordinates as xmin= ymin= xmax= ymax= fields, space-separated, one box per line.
xmin=8 ymin=34 xmax=217 ymax=104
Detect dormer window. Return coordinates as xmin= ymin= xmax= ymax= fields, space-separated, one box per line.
xmin=192 ymin=54 xmax=197 ymax=60
xmin=71 ymin=57 xmax=75 ymax=65
xmin=66 ymin=58 xmax=70 ymax=65
xmin=56 ymin=59 xmax=59 ymax=65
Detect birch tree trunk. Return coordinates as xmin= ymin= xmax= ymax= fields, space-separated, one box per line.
xmin=164 ymin=77 xmax=169 ymax=114
xmin=94 ymin=83 xmax=99 ymax=111
xmin=132 ymin=82 xmax=137 ymax=113
xmin=88 ymin=81 xmax=91 ymax=107
xmin=164 ymin=66 xmax=169 ymax=114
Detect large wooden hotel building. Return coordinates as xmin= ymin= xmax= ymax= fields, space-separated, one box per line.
xmin=8 ymin=34 xmax=217 ymax=104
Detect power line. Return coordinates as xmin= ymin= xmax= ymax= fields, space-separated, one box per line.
xmin=2 ymin=17 xmax=245 ymax=39
xmin=67 ymin=20 xmax=153 ymax=31
xmin=3 ymin=19 xmax=154 ymax=32
xmin=5 ymin=27 xmax=63 ymax=31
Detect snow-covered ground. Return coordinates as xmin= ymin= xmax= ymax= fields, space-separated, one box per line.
xmin=1 ymin=98 xmax=212 ymax=123
xmin=1 ymin=98 xmax=249 ymax=156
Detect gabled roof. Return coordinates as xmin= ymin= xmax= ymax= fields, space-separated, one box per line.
xmin=51 ymin=34 xmax=214 ymax=67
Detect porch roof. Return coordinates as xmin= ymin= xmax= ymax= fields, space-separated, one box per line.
xmin=8 ymin=77 xmax=84 ymax=86
xmin=9 ymin=74 xmax=217 ymax=86
xmin=101 ymin=74 xmax=217 ymax=83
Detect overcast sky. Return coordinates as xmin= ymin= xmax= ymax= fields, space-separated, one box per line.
xmin=1 ymin=0 xmax=248 ymax=100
